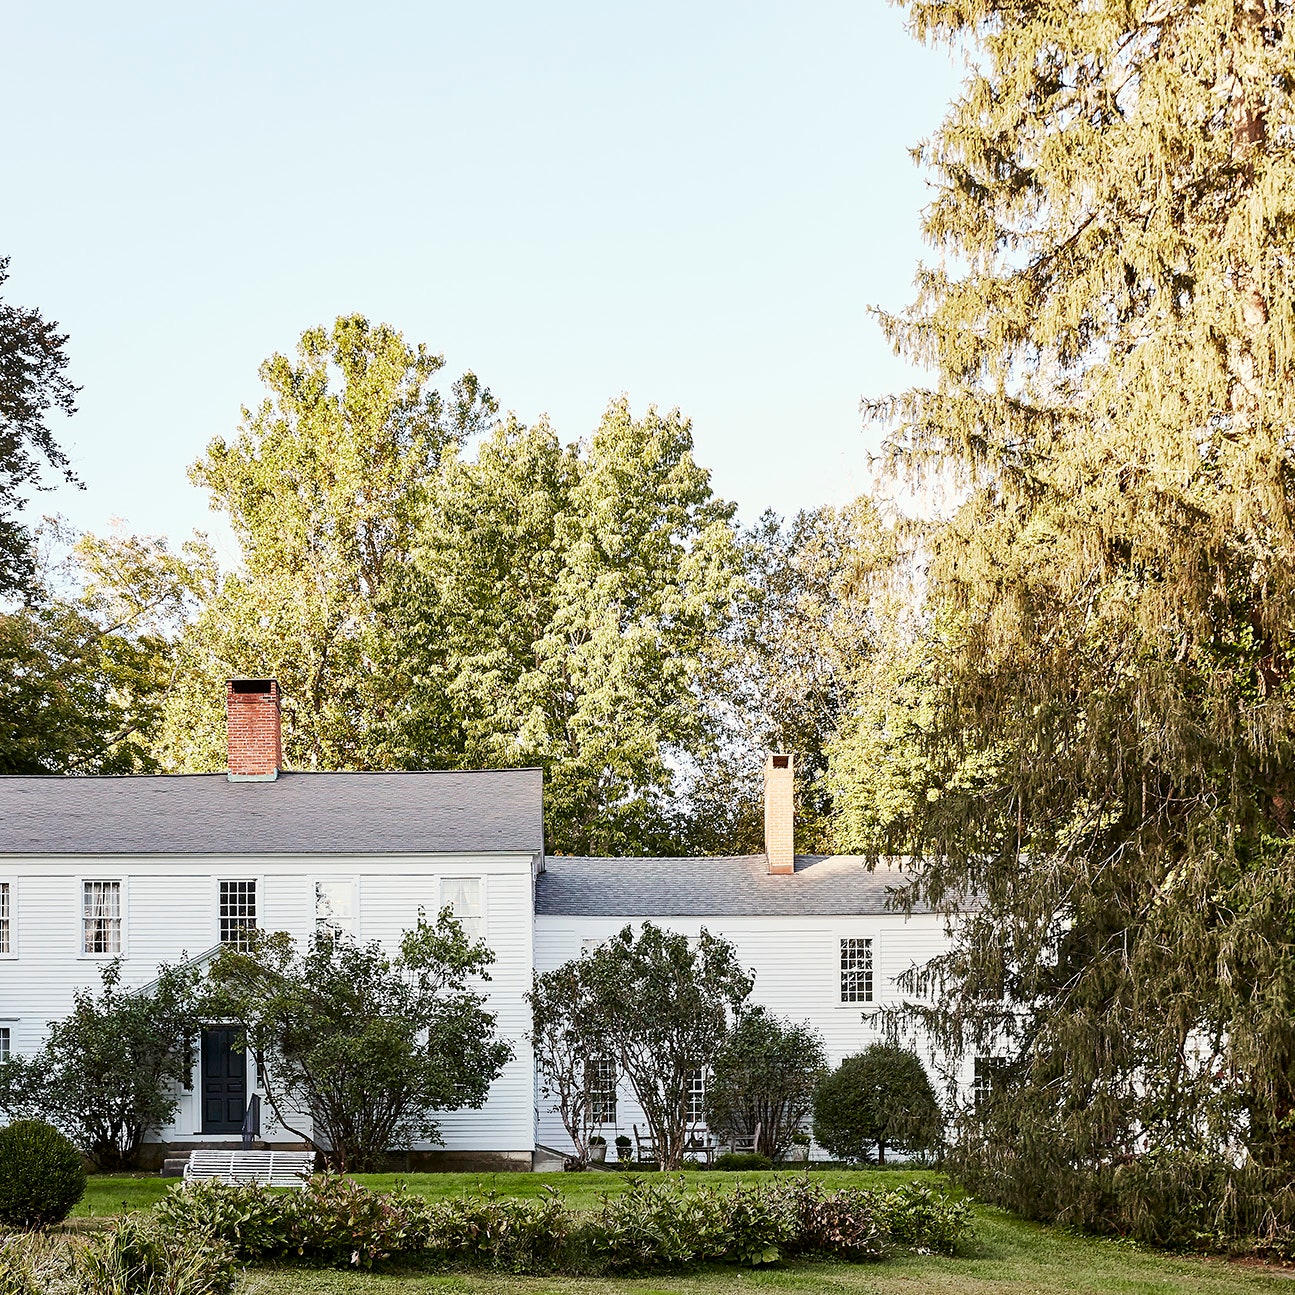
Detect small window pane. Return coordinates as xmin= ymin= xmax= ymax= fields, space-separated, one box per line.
xmin=685 ymin=1069 xmax=706 ymax=1125
xmin=588 ymin=1057 xmax=617 ymax=1124
xmin=83 ymin=881 xmax=122 ymax=955
xmin=442 ymin=878 xmax=483 ymax=940
xmin=315 ymin=880 xmax=355 ymax=938
xmin=840 ymin=937 xmax=873 ymax=1003
xmin=0 ymin=1028 xmax=9 ymax=1062
xmin=973 ymin=1057 xmax=1004 ymax=1110
xmin=0 ymin=882 xmax=9 ymax=954
xmin=219 ymin=880 xmax=257 ymax=949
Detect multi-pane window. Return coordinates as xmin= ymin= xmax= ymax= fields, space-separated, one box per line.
xmin=685 ymin=1069 xmax=707 ymax=1125
xmin=442 ymin=878 xmax=483 ymax=940
xmin=587 ymin=1057 xmax=617 ymax=1124
xmin=315 ymin=879 xmax=356 ymax=938
xmin=219 ymin=880 xmax=258 ymax=949
xmin=82 ymin=881 xmax=122 ymax=954
xmin=0 ymin=1028 xmax=9 ymax=1062
xmin=0 ymin=882 xmax=9 ymax=954
xmin=840 ymin=937 xmax=873 ymax=1003
xmin=973 ymin=1057 xmax=1004 ymax=1110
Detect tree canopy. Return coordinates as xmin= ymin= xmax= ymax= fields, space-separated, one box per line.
xmin=0 ymin=257 xmax=78 ymax=598
xmin=394 ymin=402 xmax=742 ymax=853
xmin=157 ymin=314 xmax=496 ymax=772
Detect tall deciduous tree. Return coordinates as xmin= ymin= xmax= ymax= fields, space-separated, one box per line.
xmin=868 ymin=0 xmax=1295 ymax=1242
xmin=158 ymin=315 xmax=495 ymax=771
xmin=0 ymin=528 xmax=211 ymax=774
xmin=688 ymin=500 xmax=902 ymax=854
xmin=578 ymin=922 xmax=752 ymax=1170
xmin=0 ymin=959 xmax=203 ymax=1170
xmin=0 ymin=258 xmax=78 ymax=598
xmin=204 ymin=915 xmax=512 ymax=1173
xmin=396 ymin=402 xmax=741 ymax=854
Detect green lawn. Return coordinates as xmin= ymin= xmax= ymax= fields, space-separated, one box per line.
xmin=72 ymin=1169 xmax=1294 ymax=1293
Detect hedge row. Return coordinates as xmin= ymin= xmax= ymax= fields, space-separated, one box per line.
xmin=156 ymin=1173 xmax=974 ymax=1272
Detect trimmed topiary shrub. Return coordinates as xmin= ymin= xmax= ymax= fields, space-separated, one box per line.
xmin=0 ymin=1120 xmax=86 ymax=1229
xmin=813 ymin=1046 xmax=943 ymax=1164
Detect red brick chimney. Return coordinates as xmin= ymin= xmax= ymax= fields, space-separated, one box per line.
xmin=226 ymin=679 xmax=282 ymax=781
xmin=764 ymin=752 xmax=794 ymax=874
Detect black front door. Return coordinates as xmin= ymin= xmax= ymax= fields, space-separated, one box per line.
xmin=201 ymin=1027 xmax=247 ymax=1134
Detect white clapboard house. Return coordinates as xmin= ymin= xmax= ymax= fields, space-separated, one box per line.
xmin=0 ymin=679 xmax=957 ymax=1168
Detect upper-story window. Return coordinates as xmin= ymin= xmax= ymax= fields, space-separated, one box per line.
xmin=83 ymin=881 xmax=122 ymax=955
xmin=840 ymin=937 xmax=873 ymax=1003
xmin=315 ymin=879 xmax=356 ymax=939
xmin=441 ymin=878 xmax=483 ymax=940
xmin=0 ymin=882 xmax=10 ymax=954
xmin=0 ymin=1028 xmax=9 ymax=1062
xmin=219 ymin=880 xmax=258 ymax=950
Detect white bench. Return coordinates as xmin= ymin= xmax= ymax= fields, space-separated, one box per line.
xmin=182 ymin=1149 xmax=316 ymax=1188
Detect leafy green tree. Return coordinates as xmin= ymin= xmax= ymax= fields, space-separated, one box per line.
xmin=204 ymin=914 xmax=512 ymax=1173
xmin=158 ymin=315 xmax=496 ymax=771
xmin=0 ymin=960 xmax=203 ymax=1171
xmin=0 ymin=257 xmax=79 ymax=598
xmin=812 ymin=1045 xmax=942 ymax=1165
xmin=688 ymin=499 xmax=903 ymax=853
xmin=703 ymin=1006 xmax=827 ymax=1160
xmin=866 ymin=0 xmax=1295 ymax=1237
xmin=576 ymin=922 xmax=753 ymax=1170
xmin=0 ymin=528 xmax=212 ymax=773
xmin=396 ymin=401 xmax=741 ymax=853
xmin=528 ymin=962 xmax=605 ymax=1168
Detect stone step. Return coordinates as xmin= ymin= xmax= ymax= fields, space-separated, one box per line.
xmin=161 ymin=1158 xmax=189 ymax=1178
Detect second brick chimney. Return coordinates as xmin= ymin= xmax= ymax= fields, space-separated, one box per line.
xmin=764 ymin=752 xmax=794 ymax=874
xmin=227 ymin=679 xmax=282 ymax=781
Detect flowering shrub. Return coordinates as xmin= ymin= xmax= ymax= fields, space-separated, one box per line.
xmin=152 ymin=1172 xmax=972 ymax=1273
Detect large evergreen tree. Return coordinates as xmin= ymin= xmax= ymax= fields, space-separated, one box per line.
xmin=863 ymin=0 xmax=1295 ymax=1246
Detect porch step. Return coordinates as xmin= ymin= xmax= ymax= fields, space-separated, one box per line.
xmin=532 ymin=1143 xmax=568 ymax=1172
xmin=161 ymin=1158 xmax=189 ymax=1178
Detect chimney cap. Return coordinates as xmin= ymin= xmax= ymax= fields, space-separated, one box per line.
xmin=229 ymin=678 xmax=278 ymax=695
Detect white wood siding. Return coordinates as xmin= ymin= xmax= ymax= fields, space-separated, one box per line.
xmin=0 ymin=853 xmax=536 ymax=1153
xmin=532 ymin=912 xmax=954 ymax=1156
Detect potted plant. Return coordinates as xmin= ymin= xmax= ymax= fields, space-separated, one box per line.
xmin=615 ymin=1134 xmax=632 ymax=1164
xmin=588 ymin=1134 xmax=607 ymax=1164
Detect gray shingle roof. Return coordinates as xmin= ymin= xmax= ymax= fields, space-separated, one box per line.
xmin=535 ymin=853 xmax=928 ymax=917
xmin=0 ymin=769 xmax=544 ymax=856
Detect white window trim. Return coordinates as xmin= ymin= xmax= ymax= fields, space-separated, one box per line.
xmin=0 ymin=877 xmax=16 ymax=959
xmin=313 ymin=875 xmax=360 ymax=942
xmin=835 ymin=930 xmax=878 ymax=1008
xmin=213 ymin=875 xmax=264 ymax=949
xmin=440 ymin=875 xmax=487 ymax=942
xmin=77 ymin=876 xmax=127 ymax=959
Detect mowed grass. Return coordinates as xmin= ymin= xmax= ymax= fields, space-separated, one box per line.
xmin=72 ymin=1169 xmax=1295 ymax=1293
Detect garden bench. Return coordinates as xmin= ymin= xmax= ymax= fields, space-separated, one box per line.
xmin=181 ymin=1149 xmax=316 ymax=1187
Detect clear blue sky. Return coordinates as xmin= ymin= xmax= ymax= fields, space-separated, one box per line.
xmin=3 ymin=1 xmax=961 ymax=562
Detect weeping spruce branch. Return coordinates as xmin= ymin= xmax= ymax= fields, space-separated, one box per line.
xmin=862 ymin=0 xmax=1295 ymax=1250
